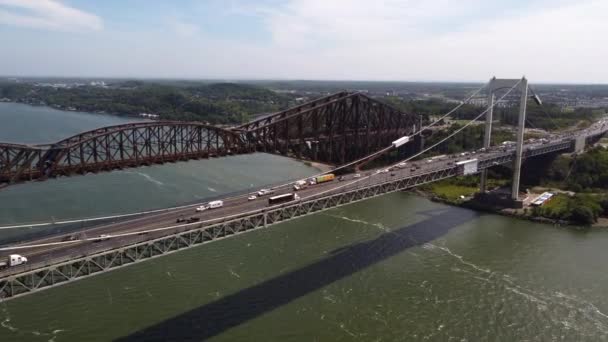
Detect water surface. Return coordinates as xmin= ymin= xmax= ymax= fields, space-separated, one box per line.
xmin=1 ymin=102 xmax=607 ymax=342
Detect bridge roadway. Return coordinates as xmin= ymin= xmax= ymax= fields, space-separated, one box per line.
xmin=0 ymin=121 xmax=606 ymax=299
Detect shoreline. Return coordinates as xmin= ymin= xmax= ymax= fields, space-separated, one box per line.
xmin=289 ymin=157 xmax=334 ymax=173
xmin=307 ymin=161 xmax=334 ymax=173
xmin=412 ymin=189 xmax=608 ymax=229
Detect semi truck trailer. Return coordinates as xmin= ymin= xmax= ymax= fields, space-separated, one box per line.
xmin=0 ymin=254 xmax=28 ymax=269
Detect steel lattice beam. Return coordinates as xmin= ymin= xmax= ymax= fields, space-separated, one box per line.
xmin=0 ymin=93 xmax=420 ymax=186
xmin=1 ymin=133 xmax=606 ymax=301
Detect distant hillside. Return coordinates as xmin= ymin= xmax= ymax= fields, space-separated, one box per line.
xmin=0 ymin=80 xmax=294 ymax=125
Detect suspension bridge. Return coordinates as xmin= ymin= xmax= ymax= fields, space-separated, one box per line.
xmin=0 ymin=77 xmax=606 ymax=301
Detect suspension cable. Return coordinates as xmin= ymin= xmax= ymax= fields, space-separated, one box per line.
xmin=0 ymin=83 xmax=488 ymax=230
xmin=304 ymin=79 xmax=522 ymax=200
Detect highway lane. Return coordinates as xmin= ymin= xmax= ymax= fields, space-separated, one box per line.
xmin=0 ymin=149 xmax=501 ymax=277
xmin=1 ymin=119 xmax=606 ymax=277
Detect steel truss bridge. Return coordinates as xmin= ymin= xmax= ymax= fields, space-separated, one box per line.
xmin=0 ymin=126 xmax=606 ymax=301
xmin=0 ymin=92 xmax=419 ymax=186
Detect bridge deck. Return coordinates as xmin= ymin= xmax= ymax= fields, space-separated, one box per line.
xmin=0 ymin=122 xmax=606 ymax=301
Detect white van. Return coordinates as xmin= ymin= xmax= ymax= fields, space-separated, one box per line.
xmin=208 ymin=200 xmax=223 ymax=209
xmin=196 ymin=200 xmax=224 ymax=212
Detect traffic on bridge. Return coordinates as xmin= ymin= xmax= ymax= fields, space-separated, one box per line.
xmin=1 ymin=78 xmax=606 ymax=301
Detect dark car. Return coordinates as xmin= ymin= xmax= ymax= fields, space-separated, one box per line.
xmin=176 ymin=217 xmax=186 ymax=223
xmin=61 ymin=234 xmax=79 ymax=242
xmin=186 ymin=217 xmax=201 ymax=223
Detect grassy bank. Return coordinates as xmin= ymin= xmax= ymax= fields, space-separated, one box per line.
xmin=419 ymin=176 xmax=508 ymax=203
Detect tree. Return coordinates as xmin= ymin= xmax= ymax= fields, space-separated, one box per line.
xmin=569 ymin=206 xmax=595 ymax=225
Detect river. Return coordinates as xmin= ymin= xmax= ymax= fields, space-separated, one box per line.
xmin=1 ymin=102 xmax=607 ymax=341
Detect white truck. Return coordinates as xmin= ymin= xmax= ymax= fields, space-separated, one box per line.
xmin=0 ymin=254 xmax=28 ymax=269
xmin=293 ymin=180 xmax=307 ymax=191
xmin=196 ymin=200 xmax=224 ymax=212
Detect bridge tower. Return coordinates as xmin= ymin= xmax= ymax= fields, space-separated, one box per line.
xmin=479 ymin=77 xmax=531 ymax=202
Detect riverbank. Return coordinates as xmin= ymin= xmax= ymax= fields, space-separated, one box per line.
xmin=414 ymin=187 xmax=608 ymax=229
xmin=292 ymin=158 xmax=334 ymax=173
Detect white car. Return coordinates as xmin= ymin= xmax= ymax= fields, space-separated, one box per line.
xmin=248 ymin=195 xmax=257 ymax=201
xmin=353 ymin=173 xmax=361 ymax=178
xmin=94 ymin=234 xmax=111 ymax=242
xmin=195 ymin=205 xmax=208 ymax=212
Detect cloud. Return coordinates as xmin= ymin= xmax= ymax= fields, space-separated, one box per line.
xmin=166 ymin=17 xmax=200 ymax=37
xmin=248 ymin=0 xmax=608 ymax=82
xmin=0 ymin=0 xmax=607 ymax=83
xmin=0 ymin=0 xmax=102 ymax=32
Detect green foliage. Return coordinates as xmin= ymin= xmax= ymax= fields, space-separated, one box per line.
xmin=498 ymin=102 xmax=600 ymax=131
xmin=0 ymin=81 xmax=292 ymax=125
xmin=423 ymin=123 xmax=515 ymax=155
xmin=422 ymin=182 xmax=478 ymax=202
xmin=380 ymin=94 xmax=604 ymax=132
xmin=543 ymin=147 xmax=608 ymax=191
xmin=420 ymin=175 xmax=507 ymax=202
xmin=533 ymin=193 xmax=604 ymax=225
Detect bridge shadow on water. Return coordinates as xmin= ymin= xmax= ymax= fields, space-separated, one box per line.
xmin=116 ymin=206 xmax=478 ymax=341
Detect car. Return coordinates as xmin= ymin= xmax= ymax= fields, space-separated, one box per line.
xmin=390 ymin=173 xmax=396 ymax=176
xmin=257 ymin=189 xmax=274 ymax=196
xmin=338 ymin=176 xmax=345 ymax=182
xmin=93 ymin=234 xmax=111 ymax=242
xmin=62 ymin=234 xmax=79 ymax=242
xmin=186 ymin=217 xmax=200 ymax=223
xmin=353 ymin=173 xmax=361 ymax=178
xmin=248 ymin=195 xmax=257 ymax=200
xmin=195 ymin=205 xmax=208 ymax=212
xmin=176 ymin=217 xmax=186 ymax=223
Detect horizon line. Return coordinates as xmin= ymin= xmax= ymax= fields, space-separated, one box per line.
xmin=2 ymin=75 xmax=607 ymax=86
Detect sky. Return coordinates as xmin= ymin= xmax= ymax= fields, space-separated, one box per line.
xmin=0 ymin=0 xmax=606 ymax=83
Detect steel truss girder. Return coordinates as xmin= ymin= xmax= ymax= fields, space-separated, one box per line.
xmin=0 ymin=162 xmax=463 ymax=301
xmin=0 ymin=137 xmax=600 ymax=301
xmin=1 ymin=93 xmax=418 ymax=186
xmin=0 ymin=122 xmax=249 ymax=185
xmin=245 ymin=92 xmax=418 ymax=164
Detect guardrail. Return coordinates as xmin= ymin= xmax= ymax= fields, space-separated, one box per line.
xmin=0 ymin=133 xmax=602 ymax=301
